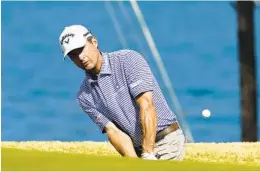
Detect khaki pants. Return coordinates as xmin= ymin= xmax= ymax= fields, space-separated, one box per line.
xmin=135 ymin=129 xmax=186 ymax=160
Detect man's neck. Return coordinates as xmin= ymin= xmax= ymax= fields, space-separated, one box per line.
xmin=89 ymin=70 xmax=99 ymax=80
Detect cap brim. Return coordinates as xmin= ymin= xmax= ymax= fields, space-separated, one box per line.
xmin=62 ymin=39 xmax=86 ymax=60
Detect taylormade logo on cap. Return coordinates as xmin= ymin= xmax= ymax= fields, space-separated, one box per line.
xmin=59 ymin=25 xmax=92 ymax=58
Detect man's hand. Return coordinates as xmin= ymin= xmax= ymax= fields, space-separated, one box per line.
xmin=141 ymin=153 xmax=157 ymax=160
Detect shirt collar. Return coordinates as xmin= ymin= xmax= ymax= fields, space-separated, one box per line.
xmin=99 ymin=52 xmax=111 ymax=75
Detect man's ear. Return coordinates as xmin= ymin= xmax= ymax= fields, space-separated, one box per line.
xmin=91 ymin=37 xmax=98 ymax=48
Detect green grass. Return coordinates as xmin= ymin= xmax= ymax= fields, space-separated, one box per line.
xmin=2 ymin=147 xmax=260 ymax=171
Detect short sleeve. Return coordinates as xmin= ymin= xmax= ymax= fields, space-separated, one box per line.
xmin=124 ymin=50 xmax=154 ymax=98
xmin=77 ymin=96 xmax=110 ymax=133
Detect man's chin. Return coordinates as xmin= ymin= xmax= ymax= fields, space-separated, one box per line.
xmin=84 ymin=66 xmax=95 ymax=72
xmin=84 ymin=65 xmax=94 ymax=71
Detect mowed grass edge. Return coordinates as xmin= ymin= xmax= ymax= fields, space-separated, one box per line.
xmin=2 ymin=141 xmax=260 ymax=166
xmin=2 ymin=147 xmax=260 ymax=171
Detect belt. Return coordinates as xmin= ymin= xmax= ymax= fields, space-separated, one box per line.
xmin=155 ymin=122 xmax=180 ymax=142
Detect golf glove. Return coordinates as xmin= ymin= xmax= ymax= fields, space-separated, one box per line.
xmin=141 ymin=153 xmax=157 ymax=160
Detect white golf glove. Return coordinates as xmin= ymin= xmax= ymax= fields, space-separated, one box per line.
xmin=141 ymin=153 xmax=157 ymax=160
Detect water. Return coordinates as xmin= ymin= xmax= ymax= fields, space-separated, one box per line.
xmin=2 ymin=1 xmax=260 ymax=142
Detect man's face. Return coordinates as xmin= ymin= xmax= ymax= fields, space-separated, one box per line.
xmin=68 ymin=38 xmax=99 ymax=71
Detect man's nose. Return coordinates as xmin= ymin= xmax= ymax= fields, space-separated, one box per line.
xmin=79 ymin=54 xmax=85 ymax=61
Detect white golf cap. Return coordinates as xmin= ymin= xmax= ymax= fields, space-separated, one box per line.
xmin=59 ymin=25 xmax=93 ymax=59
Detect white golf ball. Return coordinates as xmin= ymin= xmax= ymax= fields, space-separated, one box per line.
xmin=202 ymin=109 xmax=211 ymax=118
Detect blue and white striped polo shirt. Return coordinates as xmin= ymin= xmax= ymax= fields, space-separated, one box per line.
xmin=77 ymin=49 xmax=177 ymax=147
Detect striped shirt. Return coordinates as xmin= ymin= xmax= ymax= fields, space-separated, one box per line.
xmin=77 ymin=49 xmax=177 ymax=147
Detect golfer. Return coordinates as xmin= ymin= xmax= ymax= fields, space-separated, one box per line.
xmin=59 ymin=25 xmax=186 ymax=160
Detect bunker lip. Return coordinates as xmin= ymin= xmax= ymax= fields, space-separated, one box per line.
xmin=2 ymin=147 xmax=259 ymax=171
xmin=2 ymin=141 xmax=260 ymax=167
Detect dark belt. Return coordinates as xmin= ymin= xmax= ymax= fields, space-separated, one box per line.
xmin=155 ymin=122 xmax=180 ymax=142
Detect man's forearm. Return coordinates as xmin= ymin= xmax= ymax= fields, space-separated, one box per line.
xmin=140 ymin=103 xmax=157 ymax=153
xmin=106 ymin=126 xmax=138 ymax=158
